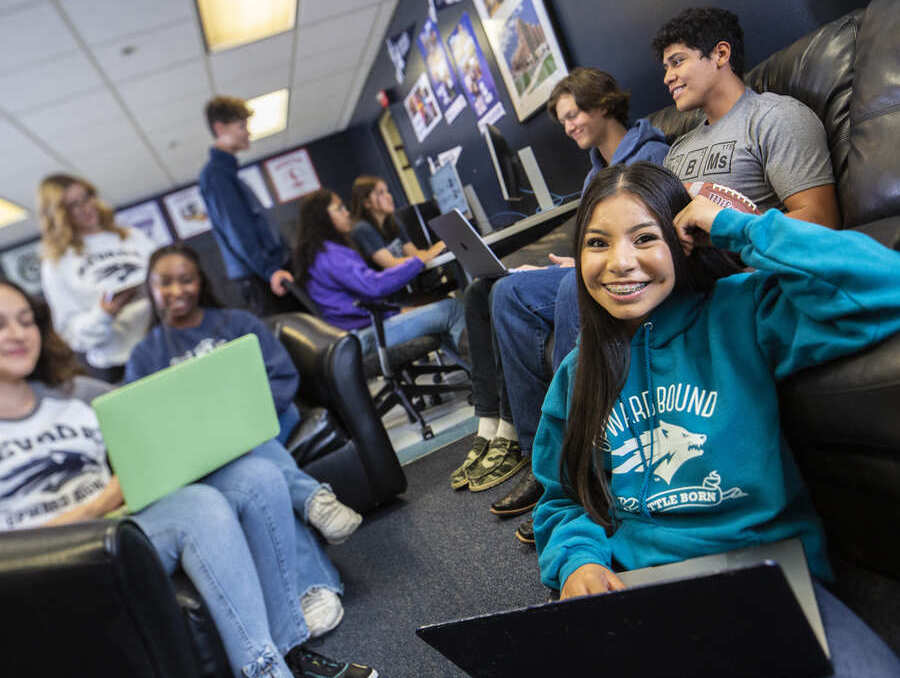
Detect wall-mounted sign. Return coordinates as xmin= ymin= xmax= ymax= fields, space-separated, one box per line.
xmin=115 ymin=200 xmax=173 ymax=246
xmin=264 ymin=148 xmax=322 ymax=203
xmin=404 ymin=72 xmax=444 ymax=143
xmin=417 ymin=18 xmax=467 ymax=124
xmin=447 ymin=12 xmax=505 ymax=130
xmin=0 ymin=239 xmax=42 ymax=296
xmin=163 ymin=185 xmax=211 ymax=239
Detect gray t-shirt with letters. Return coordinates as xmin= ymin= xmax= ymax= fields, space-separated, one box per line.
xmin=665 ymin=88 xmax=834 ymax=211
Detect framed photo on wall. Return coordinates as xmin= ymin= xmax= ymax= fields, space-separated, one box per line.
xmin=115 ymin=200 xmax=173 ymax=246
xmin=163 ymin=185 xmax=212 ymax=240
xmin=0 ymin=239 xmax=42 ymax=296
xmin=264 ymin=148 xmax=321 ymax=204
xmin=473 ymin=0 xmax=568 ymax=122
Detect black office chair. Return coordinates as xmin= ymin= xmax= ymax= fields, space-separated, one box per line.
xmin=354 ymin=298 xmax=470 ymax=439
xmin=282 ymin=281 xmax=470 ymax=439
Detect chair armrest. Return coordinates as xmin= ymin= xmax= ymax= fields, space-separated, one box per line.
xmin=266 ymin=312 xmax=407 ymax=506
xmin=0 ymin=519 xmax=202 ymax=676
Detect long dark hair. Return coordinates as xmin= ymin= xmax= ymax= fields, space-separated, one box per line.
xmin=349 ymin=175 xmax=402 ymax=244
xmin=292 ymin=189 xmax=351 ymax=285
xmin=562 ymin=162 xmax=739 ymax=526
xmin=0 ymin=280 xmax=83 ymax=386
xmin=144 ymin=243 xmax=223 ymax=326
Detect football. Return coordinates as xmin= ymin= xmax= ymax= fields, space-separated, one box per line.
xmin=685 ymin=182 xmax=761 ymax=214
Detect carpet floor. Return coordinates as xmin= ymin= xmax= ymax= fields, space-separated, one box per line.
xmin=308 ymin=433 xmax=546 ymax=677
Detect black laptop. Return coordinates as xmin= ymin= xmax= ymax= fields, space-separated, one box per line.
xmin=417 ymin=540 xmax=831 ymax=678
xmin=428 ymin=209 xmax=508 ymax=279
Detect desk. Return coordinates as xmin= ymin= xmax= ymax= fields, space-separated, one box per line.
xmin=425 ymin=199 xmax=579 ymax=270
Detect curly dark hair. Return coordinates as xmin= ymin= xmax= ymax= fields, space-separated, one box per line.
xmin=547 ymin=68 xmax=630 ymax=127
xmin=0 ymin=279 xmax=83 ymax=386
xmin=651 ymin=7 xmax=744 ymax=78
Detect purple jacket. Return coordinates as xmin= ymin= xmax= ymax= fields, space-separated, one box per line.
xmin=306 ymin=241 xmax=424 ymax=329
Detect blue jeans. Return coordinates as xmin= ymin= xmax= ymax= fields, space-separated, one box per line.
xmin=815 ymin=580 xmax=900 ymax=676
xmin=133 ymin=455 xmax=305 ymax=678
xmin=492 ymin=267 xmax=579 ymax=454
xmin=353 ymin=297 xmax=466 ymax=355
xmin=249 ymin=439 xmax=342 ymax=596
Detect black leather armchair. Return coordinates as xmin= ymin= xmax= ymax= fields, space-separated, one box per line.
xmin=0 ymin=519 xmax=220 ymax=677
xmin=267 ymin=312 xmax=407 ymax=513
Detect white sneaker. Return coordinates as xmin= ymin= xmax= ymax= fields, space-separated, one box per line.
xmin=301 ymin=587 xmax=344 ymax=638
xmin=308 ymin=489 xmax=362 ymax=544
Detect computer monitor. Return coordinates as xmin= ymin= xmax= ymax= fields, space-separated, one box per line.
xmin=430 ymin=162 xmax=469 ymax=216
xmin=482 ymin=124 xmax=525 ymax=202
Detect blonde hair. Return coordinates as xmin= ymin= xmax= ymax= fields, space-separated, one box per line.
xmin=38 ymin=174 xmax=128 ymax=261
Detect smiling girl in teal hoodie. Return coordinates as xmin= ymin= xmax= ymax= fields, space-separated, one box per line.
xmin=531 ymin=163 xmax=900 ymax=673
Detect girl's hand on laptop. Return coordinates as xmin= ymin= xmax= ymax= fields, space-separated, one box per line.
xmin=100 ymin=287 xmax=138 ymax=316
xmin=561 ymin=563 xmax=626 ymax=599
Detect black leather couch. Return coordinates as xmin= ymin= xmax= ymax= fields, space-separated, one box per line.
xmin=2 ymin=2 xmax=897 ymax=672
xmin=652 ymin=0 xmax=900 ymax=648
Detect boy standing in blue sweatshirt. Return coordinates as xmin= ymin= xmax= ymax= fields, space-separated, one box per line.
xmin=198 ymin=96 xmax=294 ymax=316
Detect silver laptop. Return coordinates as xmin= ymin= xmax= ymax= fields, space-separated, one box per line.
xmin=428 ymin=209 xmax=507 ymax=279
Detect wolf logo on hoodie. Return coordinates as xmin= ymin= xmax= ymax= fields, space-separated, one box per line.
xmin=610 ymin=420 xmax=706 ymax=484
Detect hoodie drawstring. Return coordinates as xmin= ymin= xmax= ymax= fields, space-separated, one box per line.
xmin=621 ymin=321 xmax=657 ymax=517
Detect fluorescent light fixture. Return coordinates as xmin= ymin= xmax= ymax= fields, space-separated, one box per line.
xmin=197 ymin=0 xmax=297 ymax=52
xmin=0 ymin=198 xmax=28 ymax=229
xmin=247 ymin=89 xmax=290 ymax=140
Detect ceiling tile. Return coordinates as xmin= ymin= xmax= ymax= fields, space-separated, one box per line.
xmin=295 ymin=5 xmax=378 ymax=57
xmin=19 ymin=89 xmax=124 ymax=138
xmin=243 ymin=132 xmax=291 ymax=163
xmin=0 ymin=217 xmax=40 ymax=251
xmin=298 ymin=0 xmax=381 ymax=26
xmin=117 ymin=59 xmax=212 ymax=117
xmin=0 ymin=51 xmax=104 ymax=113
xmin=293 ymin=44 xmax=364 ymax=85
xmin=215 ymin=65 xmax=291 ymax=101
xmin=291 ymin=69 xmax=355 ymax=107
xmin=209 ymin=32 xmax=293 ymax=90
xmin=72 ymin=144 xmax=170 ymax=205
xmin=0 ymin=3 xmax=78 ymax=73
xmin=91 ymin=20 xmax=204 ymax=83
xmin=59 ymin=0 xmax=194 ymax=45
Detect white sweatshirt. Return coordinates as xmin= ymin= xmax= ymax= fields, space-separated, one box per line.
xmin=40 ymin=228 xmax=155 ymax=368
xmin=0 ymin=378 xmax=113 ymax=531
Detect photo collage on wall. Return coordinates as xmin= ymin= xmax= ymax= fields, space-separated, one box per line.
xmin=397 ymin=0 xmax=567 ymax=142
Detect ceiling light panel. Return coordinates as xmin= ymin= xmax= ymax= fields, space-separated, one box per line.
xmin=197 ymin=0 xmax=297 ymax=53
xmin=247 ymin=88 xmax=289 ymax=140
xmin=0 ymin=199 xmax=28 ymax=229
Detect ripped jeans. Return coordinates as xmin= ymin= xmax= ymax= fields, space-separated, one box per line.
xmin=134 ymin=454 xmax=307 ymax=678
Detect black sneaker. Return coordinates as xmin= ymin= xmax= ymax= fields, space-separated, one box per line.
xmin=515 ymin=517 xmax=535 ymax=545
xmin=285 ymin=646 xmax=378 ymax=678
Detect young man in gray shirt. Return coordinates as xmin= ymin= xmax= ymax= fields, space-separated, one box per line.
xmin=652 ymin=7 xmax=841 ymax=228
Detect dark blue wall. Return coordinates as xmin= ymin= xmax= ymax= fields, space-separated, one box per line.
xmin=350 ymin=0 xmax=868 ymax=222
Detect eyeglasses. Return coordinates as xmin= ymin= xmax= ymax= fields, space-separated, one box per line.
xmin=328 ymin=203 xmax=348 ymax=213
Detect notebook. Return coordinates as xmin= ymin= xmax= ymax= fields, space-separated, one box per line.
xmin=92 ymin=334 xmax=279 ymax=512
xmin=428 ymin=209 xmax=508 ymax=279
xmin=417 ymin=539 xmax=831 ymax=678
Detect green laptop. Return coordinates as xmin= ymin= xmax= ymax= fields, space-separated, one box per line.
xmin=92 ymin=334 xmax=279 ymax=513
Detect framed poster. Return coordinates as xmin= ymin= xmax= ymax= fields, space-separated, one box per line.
xmin=115 ymin=200 xmax=173 ymax=246
xmin=0 ymin=239 xmax=42 ymax=296
xmin=163 ymin=185 xmax=211 ymax=239
xmin=264 ymin=148 xmax=321 ymax=203
xmin=473 ymin=0 xmax=568 ymax=122
xmin=417 ymin=18 xmax=467 ymax=124
xmin=404 ymin=72 xmax=444 ymax=143
xmin=446 ymin=12 xmax=505 ymax=130
xmin=238 ymin=165 xmax=274 ymax=208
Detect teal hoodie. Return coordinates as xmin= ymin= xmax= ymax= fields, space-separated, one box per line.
xmin=533 ymin=208 xmax=900 ymax=589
